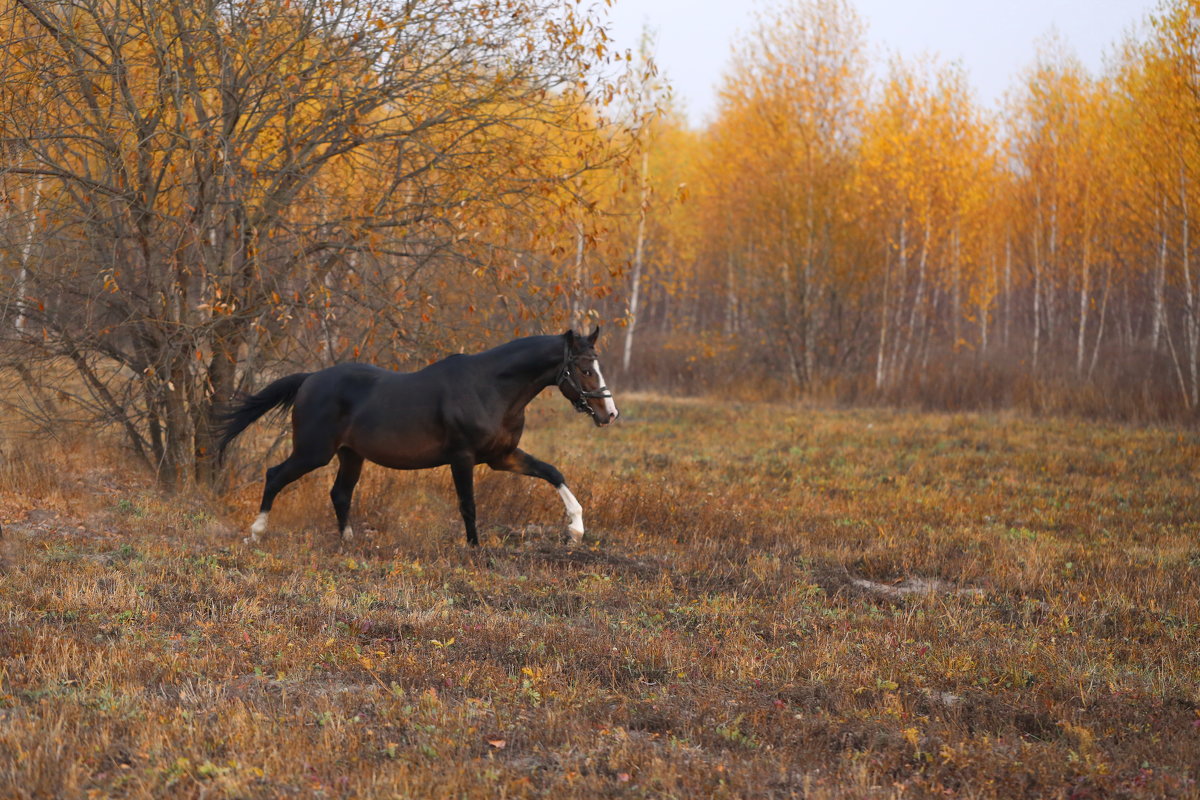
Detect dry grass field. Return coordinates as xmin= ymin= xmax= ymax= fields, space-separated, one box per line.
xmin=1 ymin=394 xmax=1198 ymax=798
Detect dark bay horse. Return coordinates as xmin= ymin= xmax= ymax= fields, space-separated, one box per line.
xmin=218 ymin=328 xmax=618 ymax=546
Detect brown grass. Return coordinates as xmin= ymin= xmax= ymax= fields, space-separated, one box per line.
xmin=1 ymin=393 xmax=1198 ymax=798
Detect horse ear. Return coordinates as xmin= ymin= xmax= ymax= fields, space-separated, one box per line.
xmin=586 ymin=325 xmax=600 ymax=346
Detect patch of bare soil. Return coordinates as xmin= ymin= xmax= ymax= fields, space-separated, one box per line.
xmin=848 ymin=576 xmax=984 ymax=599
xmin=814 ymin=562 xmax=984 ymax=601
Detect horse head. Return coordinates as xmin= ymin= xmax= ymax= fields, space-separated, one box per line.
xmin=557 ymin=326 xmax=619 ymax=426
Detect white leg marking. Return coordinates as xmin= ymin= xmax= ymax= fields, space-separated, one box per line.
xmin=590 ymin=359 xmax=619 ymax=420
xmin=245 ymin=511 xmax=269 ymax=543
xmin=341 ymin=525 xmax=354 ymax=541
xmin=557 ymin=484 xmax=584 ymax=544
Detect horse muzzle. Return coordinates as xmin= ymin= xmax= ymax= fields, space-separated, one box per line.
xmin=593 ymin=408 xmax=618 ymax=427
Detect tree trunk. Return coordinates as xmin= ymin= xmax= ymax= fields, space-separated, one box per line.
xmin=14 ymin=171 xmax=43 ymax=332
xmin=901 ymin=218 xmax=929 ymax=379
xmin=571 ymin=214 xmax=586 ymax=330
xmin=1032 ymin=196 xmax=1043 ymax=371
xmin=622 ymin=147 xmax=650 ymax=375
xmin=1076 ymin=238 xmax=1090 ymax=375
xmin=876 ymin=215 xmax=902 ymax=389
xmin=1181 ymin=164 xmax=1197 ymax=406
xmin=1003 ymin=235 xmax=1012 ymax=349
xmin=724 ymin=247 xmax=738 ymax=336
xmin=1152 ymin=197 xmax=1167 ymax=351
xmin=951 ymin=227 xmax=961 ymax=348
xmin=1087 ymin=261 xmax=1111 ymax=380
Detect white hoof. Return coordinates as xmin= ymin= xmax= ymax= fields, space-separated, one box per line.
xmin=341 ymin=526 xmax=354 ymax=540
xmin=557 ymin=485 xmax=585 ymax=545
xmin=247 ymin=511 xmax=268 ymax=542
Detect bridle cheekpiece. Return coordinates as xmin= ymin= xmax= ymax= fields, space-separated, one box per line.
xmin=556 ymin=340 xmax=612 ymax=422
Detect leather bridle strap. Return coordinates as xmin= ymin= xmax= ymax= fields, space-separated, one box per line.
xmin=556 ymin=341 xmax=612 ymax=416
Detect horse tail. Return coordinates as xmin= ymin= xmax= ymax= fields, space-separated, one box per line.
xmin=215 ymin=372 xmax=311 ymax=459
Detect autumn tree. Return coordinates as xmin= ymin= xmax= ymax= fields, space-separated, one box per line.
xmin=1110 ymin=0 xmax=1200 ymax=407
xmin=0 ymin=0 xmax=629 ymax=486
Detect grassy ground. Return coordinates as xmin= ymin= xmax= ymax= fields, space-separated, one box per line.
xmin=1 ymin=394 xmax=1198 ymax=798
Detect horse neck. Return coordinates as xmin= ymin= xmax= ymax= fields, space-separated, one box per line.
xmin=488 ymin=336 xmax=563 ymax=412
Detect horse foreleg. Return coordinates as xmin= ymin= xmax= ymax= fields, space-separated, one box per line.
xmin=556 ymin=484 xmax=585 ymax=544
xmin=489 ymin=449 xmax=584 ymax=544
xmin=330 ymin=448 xmax=364 ymax=540
xmin=450 ymin=456 xmax=479 ymax=547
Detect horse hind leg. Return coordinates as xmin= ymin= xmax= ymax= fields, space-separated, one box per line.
xmin=450 ymin=455 xmax=479 ymax=547
xmin=330 ymin=448 xmax=364 ymax=540
xmin=247 ymin=448 xmax=335 ymax=543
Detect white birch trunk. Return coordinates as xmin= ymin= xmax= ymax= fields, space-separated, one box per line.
xmin=875 ymin=216 xmax=901 ymax=390
xmin=1151 ymin=197 xmax=1167 ymax=351
xmin=1088 ymin=262 xmax=1111 ymax=380
xmin=901 ymin=218 xmax=930 ymax=378
xmin=887 ymin=215 xmax=909 ymax=382
xmin=622 ymin=147 xmax=650 ymax=374
xmin=1076 ymin=237 xmax=1090 ymax=375
xmin=15 ymin=171 xmax=44 ymax=332
xmin=1181 ymin=164 xmax=1197 ymax=406
xmin=571 ymin=216 xmax=586 ymax=330
xmin=1003 ymin=235 xmax=1012 ymax=349
xmin=1032 ymin=195 xmax=1043 ymax=371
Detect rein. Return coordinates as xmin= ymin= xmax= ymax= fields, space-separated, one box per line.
xmin=555 ymin=341 xmax=612 ymax=419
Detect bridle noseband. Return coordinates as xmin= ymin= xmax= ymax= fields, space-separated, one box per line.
xmin=556 ymin=341 xmax=612 ymax=420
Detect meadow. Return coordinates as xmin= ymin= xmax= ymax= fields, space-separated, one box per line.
xmin=1 ymin=394 xmax=1198 ymax=798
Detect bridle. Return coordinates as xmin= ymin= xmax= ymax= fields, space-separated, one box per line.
xmin=556 ymin=340 xmax=612 ymax=420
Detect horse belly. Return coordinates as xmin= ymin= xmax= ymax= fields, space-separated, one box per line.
xmin=339 ymin=402 xmax=448 ymax=469
xmin=350 ymin=430 xmax=448 ymax=470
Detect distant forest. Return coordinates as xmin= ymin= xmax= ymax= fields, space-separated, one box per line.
xmin=618 ymin=0 xmax=1200 ymax=424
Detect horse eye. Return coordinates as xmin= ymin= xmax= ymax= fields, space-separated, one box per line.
xmin=582 ymin=369 xmax=593 ymax=376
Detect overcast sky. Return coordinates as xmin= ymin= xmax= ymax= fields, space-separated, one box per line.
xmin=602 ymin=0 xmax=1159 ymax=126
